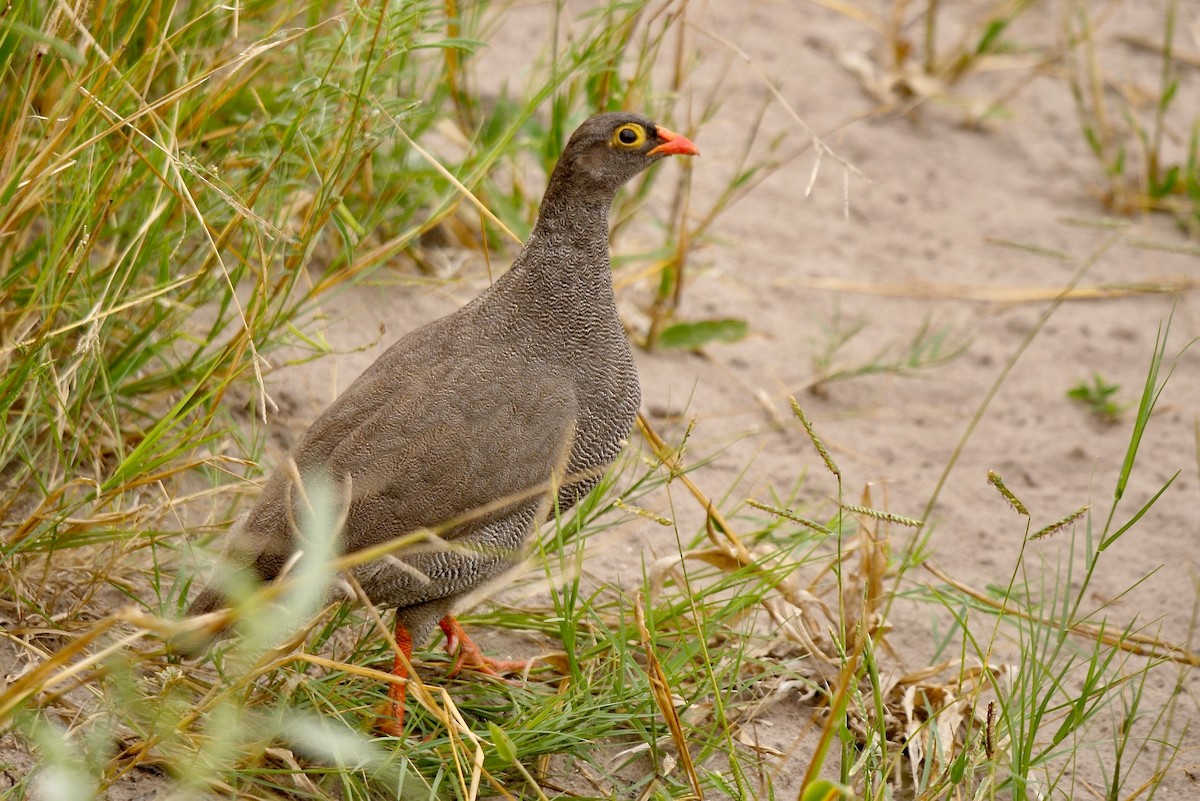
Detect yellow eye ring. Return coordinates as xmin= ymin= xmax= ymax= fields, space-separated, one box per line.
xmin=612 ymin=123 xmax=647 ymax=149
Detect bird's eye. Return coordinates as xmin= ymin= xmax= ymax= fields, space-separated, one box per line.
xmin=612 ymin=123 xmax=646 ymax=148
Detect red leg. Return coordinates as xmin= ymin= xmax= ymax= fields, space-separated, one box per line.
xmin=375 ymin=618 xmax=414 ymax=737
xmin=438 ymin=615 xmax=532 ymax=678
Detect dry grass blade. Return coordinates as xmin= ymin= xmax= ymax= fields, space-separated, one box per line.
xmin=0 ymin=273 xmax=198 ymax=358
xmin=1122 ymin=238 xmax=1200 ymax=257
xmin=1118 ymin=32 xmax=1200 ymax=70
xmin=634 ymin=594 xmax=703 ymax=800
xmin=894 ymin=670 xmax=982 ymax=790
xmin=924 ymin=562 xmax=1200 ymax=666
xmin=380 ymin=103 xmax=521 ymax=249
xmin=636 ymin=412 xmax=750 ymax=562
xmin=0 ymin=615 xmax=126 ymax=723
xmin=854 ymin=488 xmax=887 ymax=630
xmin=775 ymin=276 xmax=1199 ymax=301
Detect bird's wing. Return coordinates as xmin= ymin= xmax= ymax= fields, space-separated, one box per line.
xmin=293 ymin=327 xmax=579 ymax=551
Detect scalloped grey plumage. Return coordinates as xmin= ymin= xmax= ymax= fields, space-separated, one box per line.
xmin=188 ymin=112 xmax=698 ymax=651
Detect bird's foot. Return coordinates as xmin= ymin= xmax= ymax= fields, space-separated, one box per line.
xmin=374 ymin=706 xmax=405 ymax=738
xmin=373 ymin=679 xmax=409 ymax=737
xmin=374 ymin=619 xmax=414 ymax=737
xmin=438 ymin=616 xmax=533 ymax=679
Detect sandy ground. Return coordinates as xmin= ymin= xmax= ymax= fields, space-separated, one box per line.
xmin=260 ymin=1 xmax=1200 ymax=795
xmin=5 ymin=1 xmax=1198 ymax=798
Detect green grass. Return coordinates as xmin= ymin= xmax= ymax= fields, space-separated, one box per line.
xmin=806 ymin=305 xmax=968 ymax=397
xmin=1067 ymin=0 xmax=1200 ymax=233
xmin=1 ymin=1 xmax=1197 ymax=799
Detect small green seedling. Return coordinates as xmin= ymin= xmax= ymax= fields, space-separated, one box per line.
xmin=1067 ymin=372 xmax=1128 ymax=422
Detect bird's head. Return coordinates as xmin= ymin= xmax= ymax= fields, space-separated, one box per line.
xmin=550 ymin=112 xmax=699 ymax=199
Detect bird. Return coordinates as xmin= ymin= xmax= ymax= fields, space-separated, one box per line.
xmin=186 ymin=111 xmax=699 ymax=735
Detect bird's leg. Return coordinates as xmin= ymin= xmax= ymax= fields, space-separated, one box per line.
xmin=438 ymin=615 xmax=531 ymax=679
xmin=376 ymin=618 xmax=414 ymax=737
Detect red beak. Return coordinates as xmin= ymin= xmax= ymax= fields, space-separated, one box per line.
xmin=648 ymin=126 xmax=700 ymax=158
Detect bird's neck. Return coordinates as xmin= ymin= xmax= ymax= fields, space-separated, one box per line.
xmin=479 ymin=184 xmax=630 ymax=358
xmin=516 ymin=189 xmax=617 ymax=289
